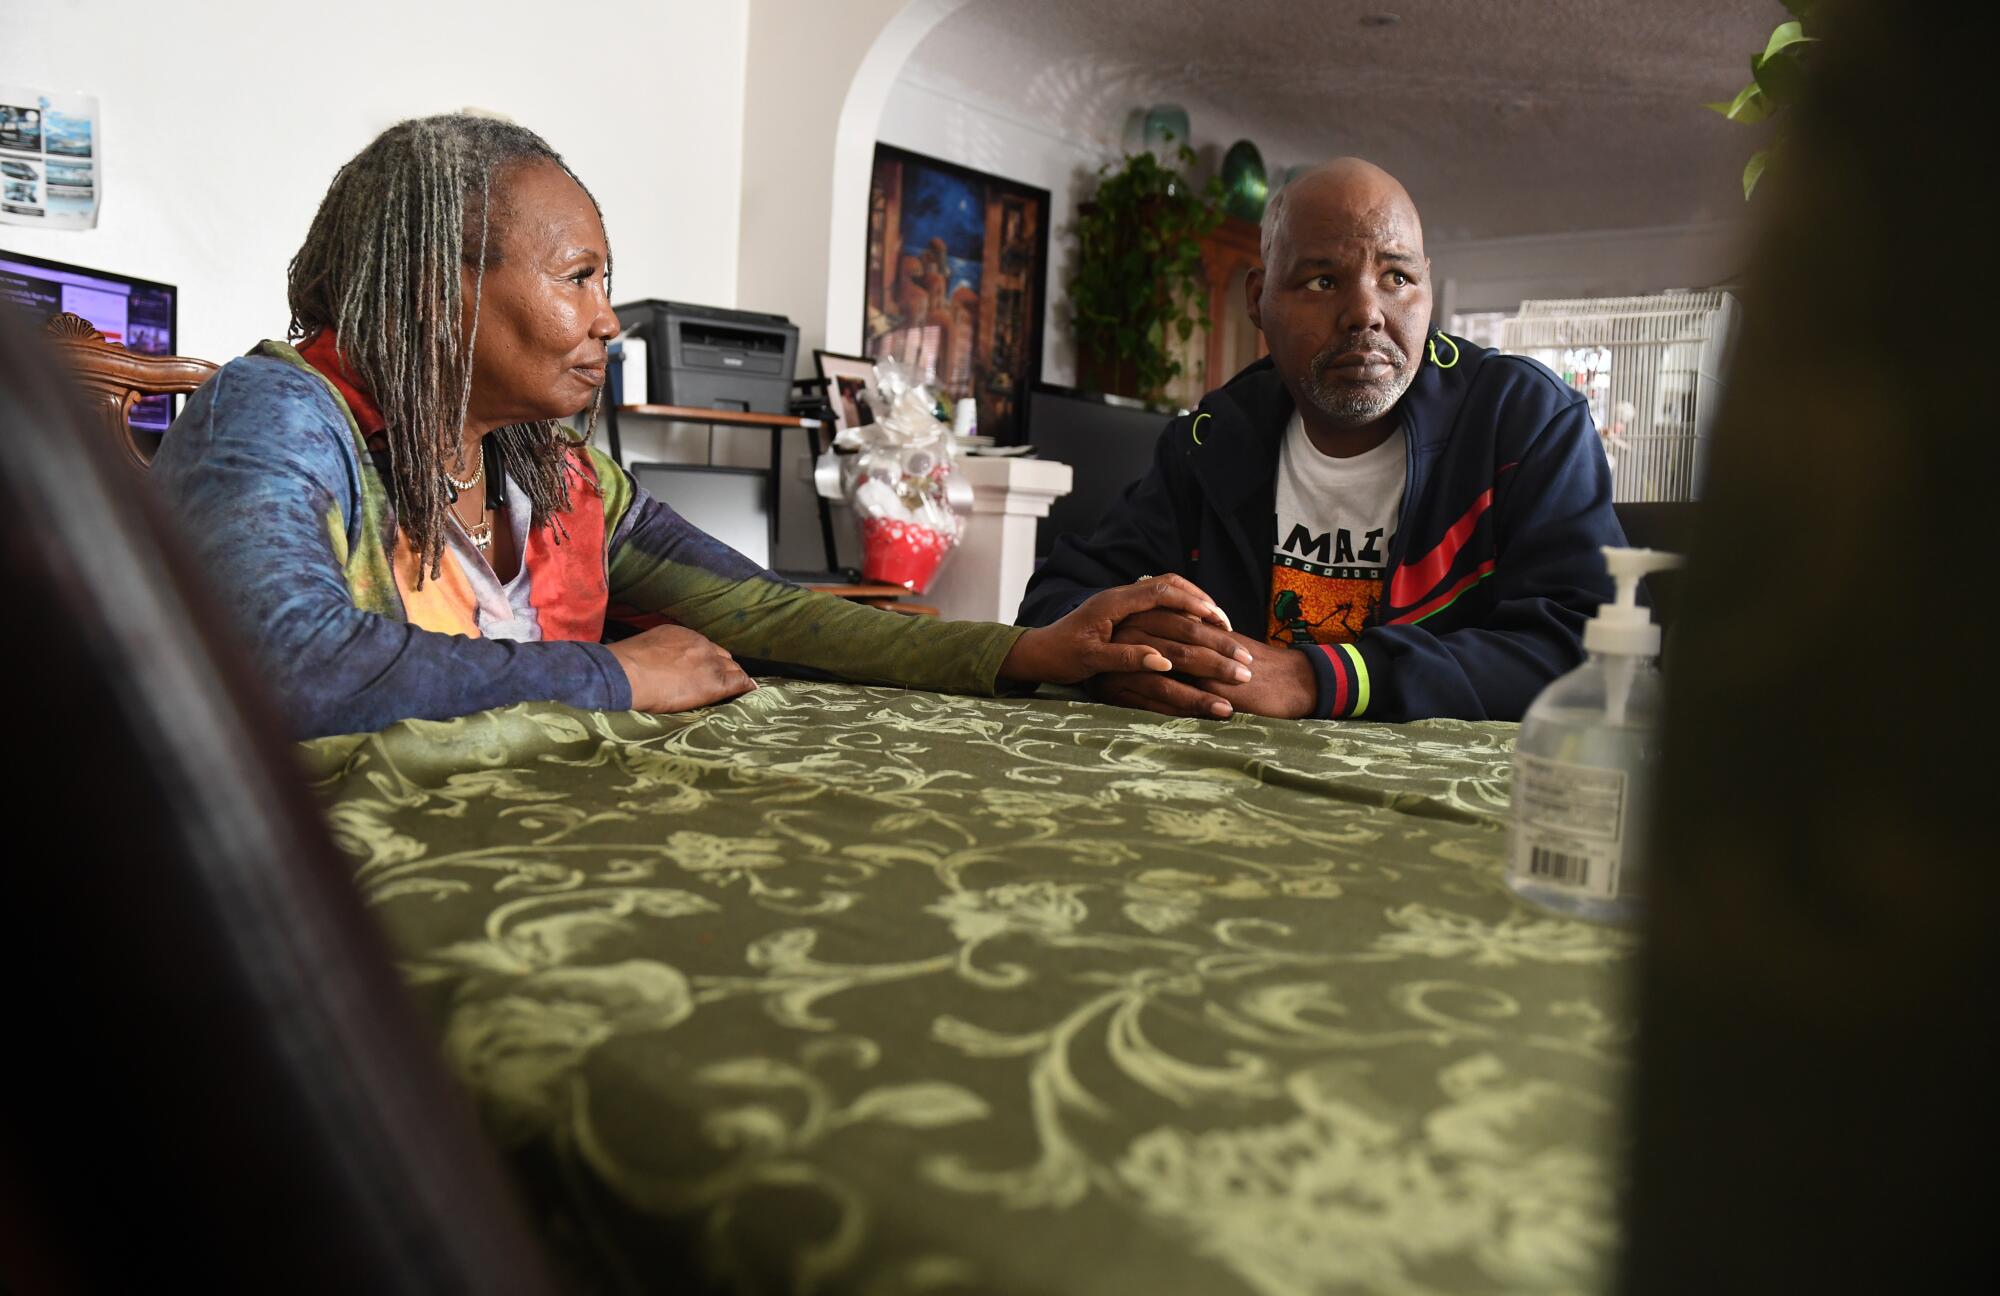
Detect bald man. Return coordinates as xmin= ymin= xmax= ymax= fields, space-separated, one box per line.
xmin=1019 ymin=159 xmax=1624 ymax=722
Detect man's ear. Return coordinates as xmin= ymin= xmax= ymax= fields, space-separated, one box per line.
xmin=1245 ymin=266 xmax=1265 ymax=331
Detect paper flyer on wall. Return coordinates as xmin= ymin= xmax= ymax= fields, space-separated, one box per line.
xmin=0 ymin=85 xmax=102 ymax=230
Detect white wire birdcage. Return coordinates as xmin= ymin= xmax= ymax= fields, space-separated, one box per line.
xmin=1497 ymin=290 xmax=1738 ymax=502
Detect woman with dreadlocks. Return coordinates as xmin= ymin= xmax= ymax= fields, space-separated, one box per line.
xmin=151 ymin=115 xmax=1249 ymax=739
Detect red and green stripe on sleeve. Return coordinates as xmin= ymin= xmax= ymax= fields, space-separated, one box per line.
xmin=1299 ymin=639 xmax=1375 ymax=719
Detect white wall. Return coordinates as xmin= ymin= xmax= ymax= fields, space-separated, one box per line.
xmin=0 ymin=0 xmax=748 ymax=363
xmin=1432 ymin=221 xmax=1752 ymax=319
xmin=737 ymin=0 xmax=963 ymax=360
xmin=736 ymin=0 xmax=974 ymax=570
xmin=875 ymin=71 xmax=1098 ymax=387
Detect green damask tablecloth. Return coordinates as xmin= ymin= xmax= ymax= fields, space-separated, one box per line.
xmin=302 ymin=680 xmax=1633 ymax=1296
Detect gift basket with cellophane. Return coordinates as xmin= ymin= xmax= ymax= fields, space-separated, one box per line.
xmin=814 ymin=359 xmax=973 ymax=594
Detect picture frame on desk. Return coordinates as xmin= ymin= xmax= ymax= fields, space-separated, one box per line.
xmin=812 ymin=349 xmax=879 ymax=443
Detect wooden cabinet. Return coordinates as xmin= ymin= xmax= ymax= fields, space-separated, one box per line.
xmin=1164 ymin=216 xmax=1268 ymax=408
xmin=1198 ymin=216 xmax=1269 ymax=393
xmin=1075 ymin=214 xmax=1269 ymax=408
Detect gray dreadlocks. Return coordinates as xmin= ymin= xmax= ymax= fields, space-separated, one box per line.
xmin=287 ymin=114 xmax=608 ymax=582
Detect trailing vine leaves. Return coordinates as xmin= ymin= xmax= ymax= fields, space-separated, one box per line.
xmin=1069 ymin=144 xmax=1224 ymax=403
xmin=1707 ymin=1 xmax=1819 ymax=199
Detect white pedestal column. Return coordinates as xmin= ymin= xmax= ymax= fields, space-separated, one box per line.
xmin=928 ymin=456 xmax=1074 ymax=624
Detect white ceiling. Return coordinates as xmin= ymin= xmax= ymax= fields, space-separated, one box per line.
xmin=898 ymin=0 xmax=1787 ymax=242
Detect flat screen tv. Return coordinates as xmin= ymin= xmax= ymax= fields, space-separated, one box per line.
xmin=1025 ymin=382 xmax=1174 ymax=559
xmin=0 ymin=248 xmax=179 ymax=432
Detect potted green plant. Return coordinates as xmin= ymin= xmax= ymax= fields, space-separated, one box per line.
xmin=1708 ymin=2 xmax=1818 ymax=198
xmin=1068 ymin=145 xmax=1224 ymax=404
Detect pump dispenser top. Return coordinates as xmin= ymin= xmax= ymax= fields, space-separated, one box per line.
xmin=1584 ymin=547 xmax=1684 ymax=657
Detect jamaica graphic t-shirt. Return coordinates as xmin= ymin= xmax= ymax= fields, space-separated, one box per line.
xmin=1267 ymin=411 xmax=1407 ymax=646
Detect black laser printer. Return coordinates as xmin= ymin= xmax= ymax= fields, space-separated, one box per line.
xmin=611 ymin=299 xmax=799 ymax=415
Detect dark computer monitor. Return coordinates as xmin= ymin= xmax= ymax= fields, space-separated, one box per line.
xmin=1025 ymin=382 xmax=1174 ymax=558
xmin=0 ymin=248 xmax=179 ymax=432
xmin=628 ymin=462 xmax=772 ymax=570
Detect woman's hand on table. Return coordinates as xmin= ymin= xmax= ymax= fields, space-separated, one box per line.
xmin=999 ymin=576 xmax=1239 ymax=686
xmin=1090 ymin=618 xmax=1317 ymax=720
xmin=606 ymin=625 xmax=757 ymax=712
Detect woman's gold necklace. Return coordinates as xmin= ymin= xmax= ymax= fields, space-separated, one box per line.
xmin=446 ymin=452 xmax=493 ymax=552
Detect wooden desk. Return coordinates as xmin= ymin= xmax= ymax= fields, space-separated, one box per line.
xmin=604 ymin=402 xmax=830 ymax=565
xmin=615 ymin=404 xmax=820 ymax=430
xmin=607 ymin=403 xmax=820 ymax=477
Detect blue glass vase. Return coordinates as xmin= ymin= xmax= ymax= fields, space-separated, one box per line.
xmin=1142 ymin=104 xmax=1191 ymax=158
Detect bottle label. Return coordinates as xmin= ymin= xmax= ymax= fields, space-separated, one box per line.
xmin=1509 ymin=752 xmax=1628 ymax=899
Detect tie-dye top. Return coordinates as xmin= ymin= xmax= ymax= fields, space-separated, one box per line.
xmin=150 ymin=338 xmax=1023 ymax=739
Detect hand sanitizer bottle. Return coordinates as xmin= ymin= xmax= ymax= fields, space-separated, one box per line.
xmin=1507 ymin=546 xmax=1684 ymax=925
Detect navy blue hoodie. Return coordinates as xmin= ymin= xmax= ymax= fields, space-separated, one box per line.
xmin=1018 ymin=334 xmax=1624 ymax=721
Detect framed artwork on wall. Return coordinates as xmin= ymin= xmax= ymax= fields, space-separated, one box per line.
xmin=863 ymin=144 xmax=1049 ymax=445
